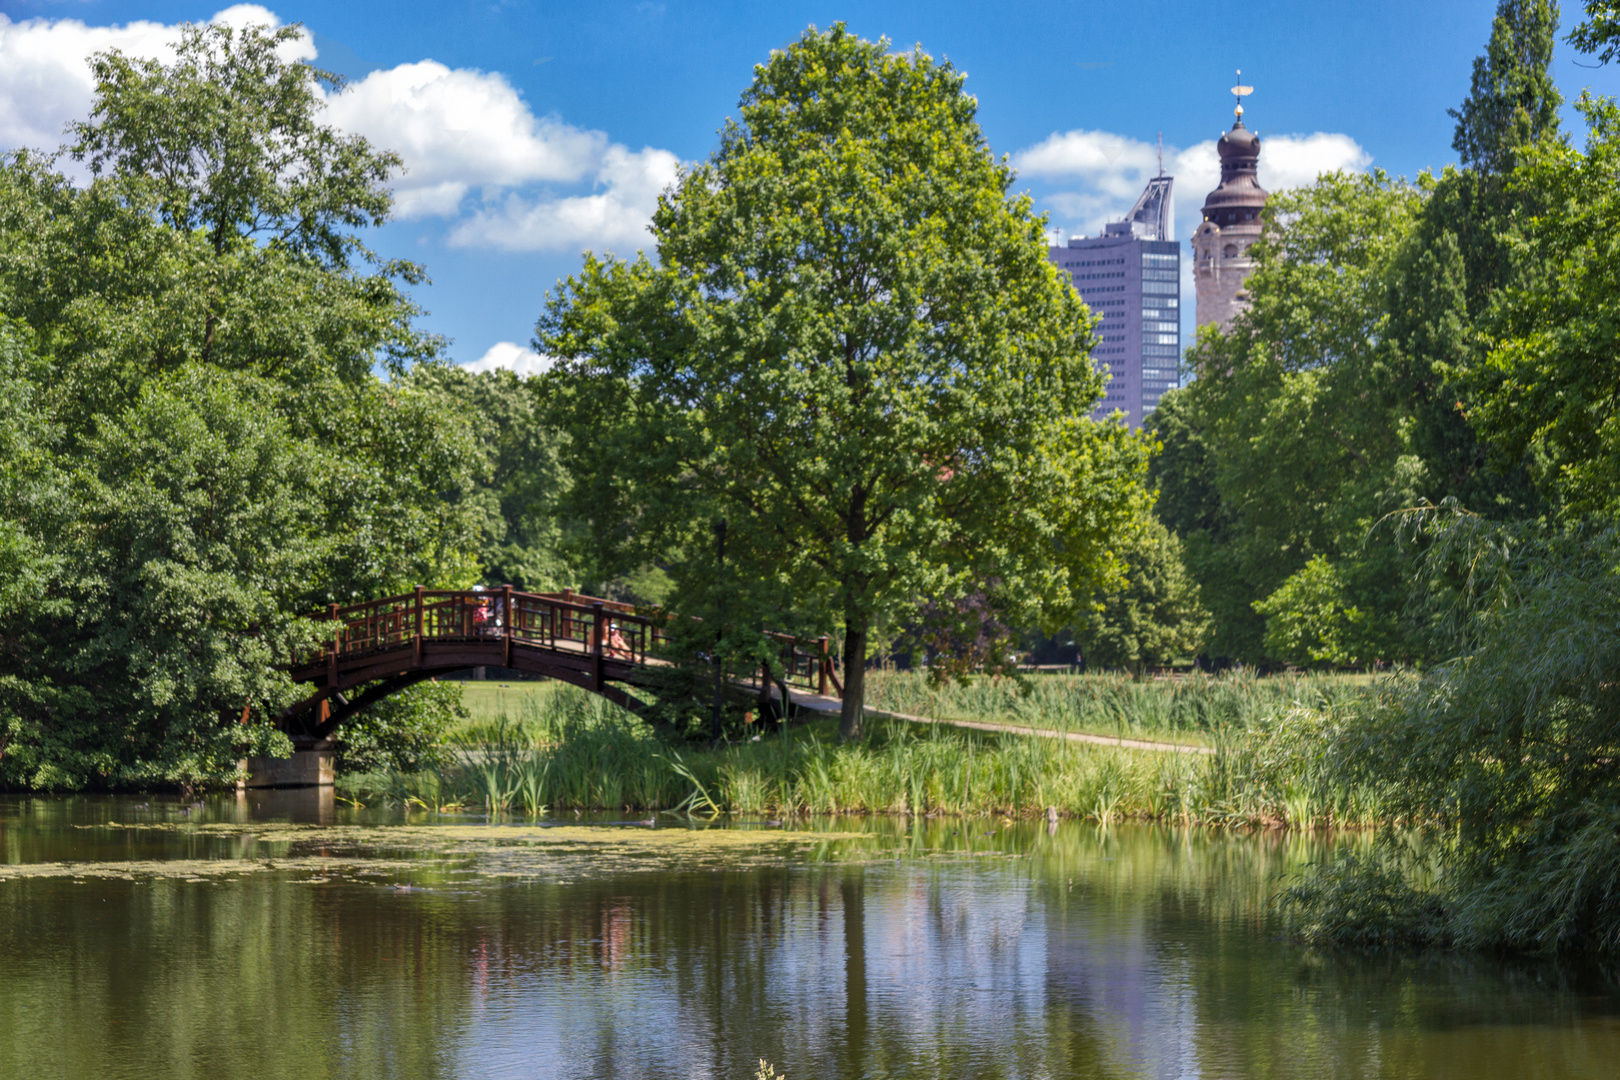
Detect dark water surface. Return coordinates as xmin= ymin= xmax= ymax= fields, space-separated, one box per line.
xmin=1 ymin=794 xmax=1617 ymax=1079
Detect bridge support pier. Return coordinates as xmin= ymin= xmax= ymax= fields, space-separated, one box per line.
xmin=240 ymin=740 xmax=335 ymax=789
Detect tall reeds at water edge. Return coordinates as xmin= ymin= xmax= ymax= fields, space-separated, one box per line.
xmin=342 ymin=683 xmax=1391 ymax=828
xmin=862 ymin=669 xmax=1373 ymax=743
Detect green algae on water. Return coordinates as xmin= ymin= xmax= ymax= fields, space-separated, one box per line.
xmin=0 ymin=822 xmax=892 ymax=885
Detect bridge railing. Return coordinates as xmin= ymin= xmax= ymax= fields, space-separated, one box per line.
xmin=306 ymin=587 xmax=837 ymax=697
xmin=763 ymin=631 xmax=842 ymax=697
xmin=517 ymin=591 xmax=667 ymax=665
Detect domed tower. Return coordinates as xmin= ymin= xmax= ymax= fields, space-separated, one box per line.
xmin=1193 ymin=75 xmax=1267 ymax=330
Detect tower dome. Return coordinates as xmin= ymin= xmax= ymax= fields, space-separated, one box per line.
xmin=1201 ymin=119 xmax=1266 ymax=228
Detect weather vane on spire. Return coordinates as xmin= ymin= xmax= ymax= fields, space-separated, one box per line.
xmin=1231 ymin=69 xmax=1254 ymax=121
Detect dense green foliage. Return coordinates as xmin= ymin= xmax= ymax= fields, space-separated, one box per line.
xmin=1465 ymin=94 xmax=1620 ymax=514
xmin=1069 ymin=516 xmax=1210 ymax=676
xmin=1282 ymin=519 xmax=1620 ymax=953
xmin=333 ymin=680 xmax=466 ymax=775
xmin=1154 ymin=173 xmax=1433 ymax=664
xmin=536 ymin=25 xmax=1149 ymax=739
xmin=408 ymin=364 xmax=578 ymax=593
xmin=1154 ymin=0 xmax=1564 ymax=666
xmin=1257 ymin=4 xmax=1620 ymax=958
xmin=0 ymin=23 xmax=481 ymax=788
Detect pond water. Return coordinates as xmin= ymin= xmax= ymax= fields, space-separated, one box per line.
xmin=1 ymin=793 xmax=1617 ymax=1079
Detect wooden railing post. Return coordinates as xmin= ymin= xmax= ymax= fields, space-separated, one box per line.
xmin=502 ymin=583 xmax=513 ymax=667
xmin=562 ymin=588 xmax=575 ymax=641
xmin=327 ymin=603 xmax=340 ymax=686
xmin=414 ymin=585 xmax=425 ymax=667
xmin=591 ymin=601 xmax=605 ymax=688
xmin=818 ymin=636 xmax=830 ymax=696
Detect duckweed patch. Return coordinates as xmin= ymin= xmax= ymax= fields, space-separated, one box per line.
xmin=2 ymin=821 xmax=913 ymax=885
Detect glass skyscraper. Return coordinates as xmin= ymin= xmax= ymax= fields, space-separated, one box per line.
xmin=1047 ymin=174 xmax=1181 ymax=428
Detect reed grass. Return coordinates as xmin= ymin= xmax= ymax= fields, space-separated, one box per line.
xmin=862 ymin=668 xmax=1373 ymax=745
xmin=340 ymin=683 xmax=1390 ymax=828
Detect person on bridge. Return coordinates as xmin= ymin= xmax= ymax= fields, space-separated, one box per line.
xmin=471 ymin=586 xmax=496 ymax=636
xmin=607 ymin=622 xmax=631 ymax=658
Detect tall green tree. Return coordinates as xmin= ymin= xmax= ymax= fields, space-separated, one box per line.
xmin=1464 ymin=94 xmax=1620 ymax=514
xmin=0 ymin=22 xmax=440 ymax=429
xmin=538 ymin=25 xmax=1148 ymax=738
xmin=0 ymin=21 xmax=481 ymax=787
xmin=71 ymin=22 xmax=395 ymax=271
xmin=1379 ymin=0 xmax=1562 ymax=522
xmin=1449 ymin=0 xmax=1563 ymax=176
xmin=1169 ymin=172 xmax=1428 ymax=664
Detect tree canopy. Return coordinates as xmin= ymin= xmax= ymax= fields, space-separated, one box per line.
xmin=1449 ymin=0 xmax=1562 ymax=175
xmin=1071 ymin=516 xmax=1209 ymax=678
xmin=1157 ymin=172 xmax=1430 ymax=665
xmin=1155 ymin=0 xmax=1571 ymax=667
xmin=1569 ymin=0 xmax=1620 ymax=65
xmin=1463 ymin=95 xmax=1620 ymax=514
xmin=0 ymin=21 xmax=481 ymax=788
xmin=537 ymin=24 xmax=1148 ymax=737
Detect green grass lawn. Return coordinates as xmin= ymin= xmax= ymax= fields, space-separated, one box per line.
xmin=451 ymin=679 xmax=563 ymax=731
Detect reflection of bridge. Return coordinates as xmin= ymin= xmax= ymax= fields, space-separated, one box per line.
xmin=281 ymin=588 xmax=842 ymax=751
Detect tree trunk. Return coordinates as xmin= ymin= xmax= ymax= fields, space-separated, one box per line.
xmin=710 ymin=518 xmax=727 ymax=747
xmin=839 ymin=620 xmax=866 ymax=741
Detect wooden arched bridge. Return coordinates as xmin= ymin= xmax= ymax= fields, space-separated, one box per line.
xmin=282 ymin=587 xmax=842 ymax=748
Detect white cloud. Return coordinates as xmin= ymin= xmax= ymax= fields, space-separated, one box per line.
xmin=463 ymin=341 xmax=553 ymax=376
xmin=1015 ymin=128 xmax=1371 ymax=242
xmin=0 ymin=7 xmax=307 ymax=155
xmin=1016 ymin=129 xmax=1164 ymax=198
xmin=321 ymin=60 xmax=607 ymax=219
xmin=447 ymin=145 xmax=679 ymax=252
xmin=0 ymin=8 xmax=679 ymax=254
xmin=1256 ymin=132 xmax=1372 ymax=190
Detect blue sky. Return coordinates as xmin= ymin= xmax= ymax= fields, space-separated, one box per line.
xmin=3 ymin=0 xmax=1617 ymax=370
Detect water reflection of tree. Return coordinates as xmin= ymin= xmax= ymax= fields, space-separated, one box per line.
xmin=4 ymin=821 xmax=1614 ymax=1078
xmin=0 ymin=875 xmax=466 ymax=1078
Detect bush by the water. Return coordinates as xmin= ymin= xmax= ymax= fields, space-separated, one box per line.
xmin=1281 ymin=519 xmax=1620 ymax=955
